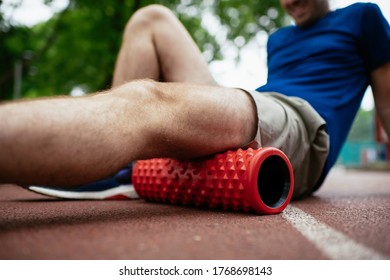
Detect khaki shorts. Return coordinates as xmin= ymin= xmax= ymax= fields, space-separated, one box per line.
xmin=243 ymin=91 xmax=329 ymax=199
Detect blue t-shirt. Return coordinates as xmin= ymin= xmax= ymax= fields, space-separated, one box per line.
xmin=257 ymin=3 xmax=390 ymax=176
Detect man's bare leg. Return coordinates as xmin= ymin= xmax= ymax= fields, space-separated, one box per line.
xmin=112 ymin=5 xmax=216 ymax=86
xmin=0 ymin=81 xmax=256 ymax=186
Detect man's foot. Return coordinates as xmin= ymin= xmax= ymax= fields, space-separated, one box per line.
xmin=26 ymin=164 xmax=138 ymax=200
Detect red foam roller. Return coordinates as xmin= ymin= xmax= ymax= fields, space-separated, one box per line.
xmin=132 ymin=147 xmax=294 ymax=214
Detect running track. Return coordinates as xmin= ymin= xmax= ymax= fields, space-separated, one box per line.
xmin=0 ymin=168 xmax=389 ymax=259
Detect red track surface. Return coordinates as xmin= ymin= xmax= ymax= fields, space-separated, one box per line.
xmin=0 ymin=168 xmax=389 ymax=260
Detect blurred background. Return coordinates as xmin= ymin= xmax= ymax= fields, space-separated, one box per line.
xmin=0 ymin=0 xmax=389 ymax=169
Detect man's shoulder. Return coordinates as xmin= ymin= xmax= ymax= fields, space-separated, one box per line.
xmin=337 ymin=2 xmax=380 ymax=15
xmin=268 ymin=25 xmax=293 ymax=39
xmin=337 ymin=3 xmax=388 ymax=35
xmin=269 ymin=2 xmax=381 ymax=39
xmin=331 ymin=2 xmax=386 ymax=23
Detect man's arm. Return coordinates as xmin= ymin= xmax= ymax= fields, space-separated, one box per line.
xmin=371 ymin=61 xmax=390 ymax=138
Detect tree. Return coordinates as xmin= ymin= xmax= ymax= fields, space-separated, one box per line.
xmin=0 ymin=0 xmax=284 ymax=100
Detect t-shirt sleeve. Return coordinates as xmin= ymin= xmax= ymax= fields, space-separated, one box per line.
xmin=360 ymin=3 xmax=390 ymax=71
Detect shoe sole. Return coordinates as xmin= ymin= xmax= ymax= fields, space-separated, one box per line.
xmin=28 ymin=184 xmax=139 ymax=200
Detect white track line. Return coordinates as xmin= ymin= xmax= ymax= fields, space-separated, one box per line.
xmin=282 ymin=205 xmax=389 ymax=260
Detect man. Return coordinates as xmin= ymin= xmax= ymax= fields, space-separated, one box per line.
xmin=258 ymin=0 xmax=390 ymax=196
xmin=1 ymin=0 xmax=389 ymax=200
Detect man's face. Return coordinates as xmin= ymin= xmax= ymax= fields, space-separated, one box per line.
xmin=280 ymin=0 xmax=330 ymax=27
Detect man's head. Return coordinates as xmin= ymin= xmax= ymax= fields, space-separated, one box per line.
xmin=280 ymin=0 xmax=330 ymax=27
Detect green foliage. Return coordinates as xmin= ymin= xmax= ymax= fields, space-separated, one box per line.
xmin=214 ymin=0 xmax=283 ymax=39
xmin=0 ymin=0 xmax=285 ymax=99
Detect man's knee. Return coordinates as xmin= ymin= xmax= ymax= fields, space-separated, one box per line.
xmin=125 ymin=4 xmax=176 ymax=33
xmin=113 ymin=79 xmax=172 ymax=108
